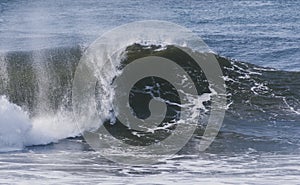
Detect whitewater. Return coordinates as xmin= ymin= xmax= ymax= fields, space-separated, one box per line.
xmin=0 ymin=0 xmax=299 ymax=184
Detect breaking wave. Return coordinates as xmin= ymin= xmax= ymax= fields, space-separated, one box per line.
xmin=0 ymin=43 xmax=299 ymax=152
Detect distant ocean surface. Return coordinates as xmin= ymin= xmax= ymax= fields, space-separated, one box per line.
xmin=0 ymin=0 xmax=299 ymax=71
xmin=0 ymin=0 xmax=299 ymax=184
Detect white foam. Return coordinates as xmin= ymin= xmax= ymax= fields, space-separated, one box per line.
xmin=0 ymin=96 xmax=80 ymax=152
xmin=0 ymin=96 xmax=31 ymax=152
xmin=24 ymin=111 xmax=79 ymax=146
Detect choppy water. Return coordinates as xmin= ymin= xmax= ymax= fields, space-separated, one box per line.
xmin=0 ymin=0 xmax=299 ymax=184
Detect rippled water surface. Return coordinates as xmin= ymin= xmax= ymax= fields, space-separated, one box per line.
xmin=0 ymin=0 xmax=299 ymax=184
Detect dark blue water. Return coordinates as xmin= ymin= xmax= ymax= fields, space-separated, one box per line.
xmin=0 ymin=0 xmax=299 ymax=70
xmin=0 ymin=0 xmax=299 ymax=184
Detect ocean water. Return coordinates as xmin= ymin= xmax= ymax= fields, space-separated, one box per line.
xmin=0 ymin=0 xmax=299 ymax=184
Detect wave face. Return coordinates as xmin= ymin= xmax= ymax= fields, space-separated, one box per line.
xmin=0 ymin=46 xmax=82 ymax=150
xmin=0 ymin=44 xmax=299 ymax=152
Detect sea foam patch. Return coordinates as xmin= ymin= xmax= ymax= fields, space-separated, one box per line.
xmin=0 ymin=96 xmax=31 ymax=151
